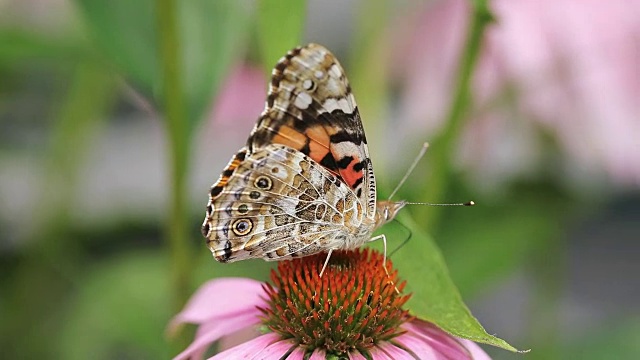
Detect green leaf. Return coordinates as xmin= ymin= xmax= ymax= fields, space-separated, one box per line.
xmin=379 ymin=212 xmax=523 ymax=352
xmin=75 ymin=0 xmax=251 ymax=127
xmin=256 ymin=0 xmax=306 ymax=74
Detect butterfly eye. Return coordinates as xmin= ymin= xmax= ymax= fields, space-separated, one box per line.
xmin=254 ymin=176 xmax=273 ymax=190
xmin=232 ymin=218 xmax=253 ymax=236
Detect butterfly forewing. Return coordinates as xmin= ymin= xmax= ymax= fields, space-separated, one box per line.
xmin=247 ymin=44 xmax=376 ymax=218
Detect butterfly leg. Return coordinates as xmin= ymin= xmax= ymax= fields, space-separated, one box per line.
xmin=368 ymin=234 xmax=388 ymax=266
xmin=319 ymin=249 xmax=334 ymax=277
xmin=369 ymin=234 xmax=400 ymax=294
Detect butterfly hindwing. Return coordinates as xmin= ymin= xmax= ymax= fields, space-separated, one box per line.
xmin=202 ymin=144 xmax=363 ymax=262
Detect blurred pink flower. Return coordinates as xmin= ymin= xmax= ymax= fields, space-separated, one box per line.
xmin=195 ymin=64 xmax=266 ymax=197
xmin=394 ymin=0 xmax=640 ymax=187
xmin=169 ymin=250 xmax=490 ymax=359
xmin=208 ymin=64 xmax=265 ymax=127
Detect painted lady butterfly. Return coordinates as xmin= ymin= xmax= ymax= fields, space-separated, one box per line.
xmin=202 ymin=43 xmax=407 ymax=272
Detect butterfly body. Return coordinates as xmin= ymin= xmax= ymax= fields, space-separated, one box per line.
xmin=202 ymin=44 xmax=405 ymax=263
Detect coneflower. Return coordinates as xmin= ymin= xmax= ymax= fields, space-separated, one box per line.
xmin=170 ymin=249 xmax=490 ymax=359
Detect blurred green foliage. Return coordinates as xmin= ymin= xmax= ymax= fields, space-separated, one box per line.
xmin=0 ymin=0 xmax=637 ymax=359
xmin=76 ymin=0 xmax=251 ymax=128
xmin=256 ymin=0 xmax=306 ymax=74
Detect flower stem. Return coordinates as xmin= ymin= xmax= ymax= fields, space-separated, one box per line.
xmin=155 ymin=0 xmax=192 ymax=348
xmin=419 ymin=0 xmax=494 ymax=229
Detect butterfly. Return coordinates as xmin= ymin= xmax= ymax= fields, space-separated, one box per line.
xmin=202 ymin=43 xmax=407 ymax=273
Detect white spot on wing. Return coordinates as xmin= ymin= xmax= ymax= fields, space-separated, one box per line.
xmin=309 ymin=167 xmax=324 ymax=187
xmin=294 ymin=92 xmax=312 ymax=109
xmin=332 ymin=141 xmax=361 ymax=159
xmin=322 ymin=97 xmax=352 ymax=113
xmin=347 ymin=93 xmax=357 ymax=109
xmin=329 ymin=64 xmax=342 ymax=78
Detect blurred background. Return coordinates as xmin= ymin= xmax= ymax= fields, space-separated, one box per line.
xmin=1 ymin=0 xmax=638 ymax=359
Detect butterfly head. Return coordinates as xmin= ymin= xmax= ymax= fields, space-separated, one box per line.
xmin=374 ymin=200 xmax=407 ymax=227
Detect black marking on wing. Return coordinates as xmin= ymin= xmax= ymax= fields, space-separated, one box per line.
xmin=336 ymin=156 xmax=354 ymax=169
xmin=320 ymin=152 xmax=338 ymax=171
xmin=353 ymin=161 xmax=365 ymax=172
xmin=218 ymin=240 xmax=232 ymax=263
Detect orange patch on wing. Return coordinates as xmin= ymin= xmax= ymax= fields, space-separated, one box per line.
xmin=212 ymin=153 xmax=245 ymax=189
xmin=272 ymin=125 xmax=307 ymax=150
xmin=305 ymin=125 xmax=331 ymax=164
xmin=337 ymin=157 xmax=363 ymax=189
xmin=213 ymin=174 xmax=234 ymax=190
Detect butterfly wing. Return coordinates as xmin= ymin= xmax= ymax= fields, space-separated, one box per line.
xmin=247 ymin=43 xmax=377 ymax=219
xmin=202 ymin=144 xmax=363 ymax=262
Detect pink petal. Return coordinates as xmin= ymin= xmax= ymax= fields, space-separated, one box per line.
xmin=169 ymin=278 xmax=265 ymax=330
xmin=348 ymin=351 xmax=368 ymax=360
xmin=308 ymin=349 xmax=327 ymax=360
xmin=207 ymin=333 xmax=281 ymax=359
xmin=217 ymin=324 xmax=262 ymax=352
xmin=459 ymin=339 xmax=492 ymax=360
xmin=376 ymin=341 xmax=415 ymax=359
xmin=173 ymin=311 xmax=261 ymax=360
xmin=250 ymin=338 xmax=297 ymax=359
xmin=393 ymin=333 xmax=438 ymax=359
xmin=402 ymin=320 xmax=475 ymax=359
xmin=288 ymin=347 xmax=308 ymax=360
xmin=368 ymin=347 xmax=394 ymax=360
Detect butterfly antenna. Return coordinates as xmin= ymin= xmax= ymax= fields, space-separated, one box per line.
xmin=405 ymin=201 xmax=475 ymax=206
xmin=388 ymin=142 xmax=430 ymax=200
